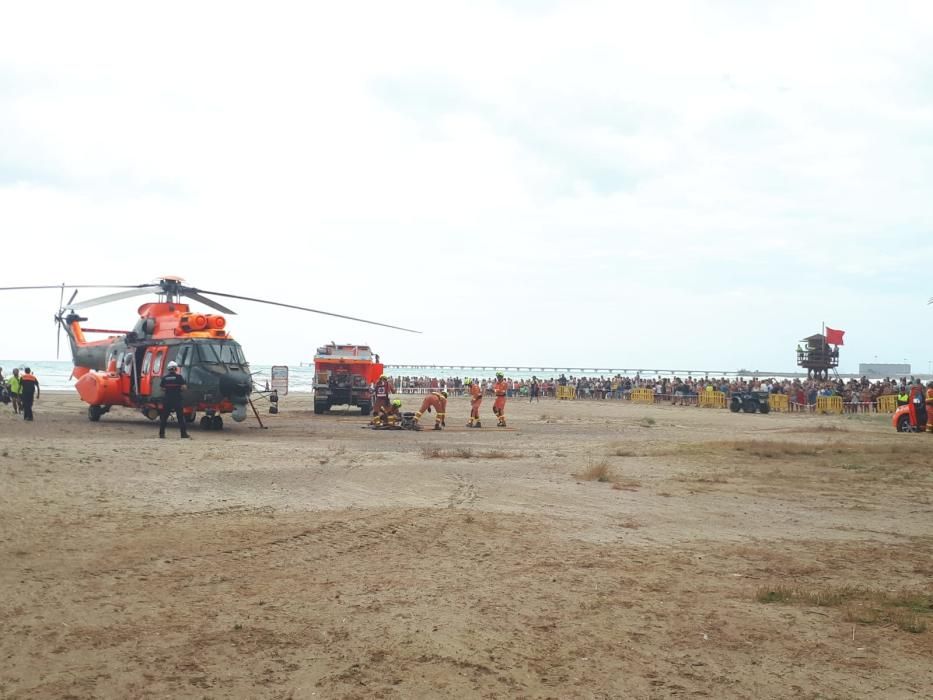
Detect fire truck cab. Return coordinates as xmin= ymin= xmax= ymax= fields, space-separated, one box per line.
xmin=313 ymin=343 xmax=384 ymax=415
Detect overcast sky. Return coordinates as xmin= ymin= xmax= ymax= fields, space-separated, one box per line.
xmin=2 ymin=1 xmax=932 ymax=373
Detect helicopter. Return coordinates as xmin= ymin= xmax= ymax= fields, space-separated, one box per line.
xmin=1 ymin=277 xmax=418 ymax=430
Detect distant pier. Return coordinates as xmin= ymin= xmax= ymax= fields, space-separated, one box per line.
xmin=382 ymin=365 xmax=865 ymax=379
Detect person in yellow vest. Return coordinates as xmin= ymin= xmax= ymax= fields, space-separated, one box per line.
xmin=896 ymin=388 xmax=909 ymax=406
xmin=8 ymin=368 xmax=23 ymax=415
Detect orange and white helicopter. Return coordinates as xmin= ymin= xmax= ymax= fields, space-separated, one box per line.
xmin=2 ymin=277 xmax=417 ymax=429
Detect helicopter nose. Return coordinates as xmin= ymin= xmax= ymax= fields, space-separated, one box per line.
xmin=220 ymin=371 xmax=252 ymax=400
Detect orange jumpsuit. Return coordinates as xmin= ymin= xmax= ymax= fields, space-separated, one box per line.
xmin=373 ymin=403 xmax=401 ymax=427
xmin=468 ymin=383 xmax=482 ymax=426
xmin=925 ymin=387 xmax=933 ymax=432
xmin=415 ymin=392 xmax=447 ymax=429
xmin=373 ymin=378 xmax=394 ymax=416
xmin=493 ymin=379 xmax=508 ymax=426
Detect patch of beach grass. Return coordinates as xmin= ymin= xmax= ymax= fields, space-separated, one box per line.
xmin=421 ymin=447 xmax=516 ymax=460
xmin=756 ymin=585 xmax=932 ymax=633
xmin=611 ymin=477 xmax=642 ymax=491
xmin=793 ymin=425 xmax=850 ymax=434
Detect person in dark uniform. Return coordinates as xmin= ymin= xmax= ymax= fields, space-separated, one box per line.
xmin=159 ymin=361 xmax=190 ymax=438
xmin=529 ymin=376 xmax=540 ymax=403
xmin=20 ymin=367 xmax=40 ymax=421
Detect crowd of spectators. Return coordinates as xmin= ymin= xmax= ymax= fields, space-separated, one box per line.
xmin=390 ymin=373 xmax=910 ymax=410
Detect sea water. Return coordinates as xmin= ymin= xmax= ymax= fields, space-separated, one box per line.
xmin=0 ymin=360 xmax=673 ymax=393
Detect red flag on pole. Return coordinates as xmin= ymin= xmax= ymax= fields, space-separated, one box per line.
xmin=825 ymin=327 xmax=845 ymax=345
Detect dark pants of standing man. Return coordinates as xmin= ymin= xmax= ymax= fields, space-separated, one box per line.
xmin=22 ymin=394 xmax=34 ymax=421
xmin=159 ymin=401 xmax=189 ymax=437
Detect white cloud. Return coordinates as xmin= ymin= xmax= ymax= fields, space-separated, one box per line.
xmin=2 ymin=1 xmax=932 ymax=372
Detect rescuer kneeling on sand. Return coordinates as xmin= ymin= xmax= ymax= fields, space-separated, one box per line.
xmin=493 ymin=371 xmax=508 ymax=427
xmin=414 ymin=390 xmax=447 ymax=430
xmin=373 ymin=374 xmax=393 ymax=417
xmin=373 ymin=398 xmax=403 ymax=427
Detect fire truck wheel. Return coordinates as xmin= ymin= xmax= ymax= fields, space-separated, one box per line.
xmin=200 ymin=416 xmax=212 ymax=430
xmin=211 ymin=415 xmax=224 ymax=430
xmin=896 ymin=414 xmax=913 ymax=433
xmin=359 ymin=402 xmax=372 ymax=416
xmin=88 ymin=405 xmax=104 ymax=422
xmin=185 ymin=412 xmax=196 ymax=423
xmin=314 ymin=401 xmax=327 ymax=415
xmin=729 ymin=398 xmax=741 ymax=412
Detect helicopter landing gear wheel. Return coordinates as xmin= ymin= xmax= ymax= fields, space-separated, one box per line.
xmin=200 ymin=416 xmax=212 ymax=430
xmin=211 ymin=415 xmax=223 ymax=430
xmin=88 ymin=405 xmax=104 ymax=422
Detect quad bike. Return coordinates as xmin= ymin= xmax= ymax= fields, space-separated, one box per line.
xmin=729 ymin=390 xmax=771 ymax=414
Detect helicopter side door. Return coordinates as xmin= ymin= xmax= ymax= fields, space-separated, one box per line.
xmin=139 ymin=346 xmax=167 ymax=397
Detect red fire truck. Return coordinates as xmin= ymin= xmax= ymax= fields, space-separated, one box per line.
xmin=312 ymin=343 xmax=383 ymax=415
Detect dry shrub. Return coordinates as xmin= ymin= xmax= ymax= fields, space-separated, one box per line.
xmin=577 ymin=459 xmax=613 ymax=482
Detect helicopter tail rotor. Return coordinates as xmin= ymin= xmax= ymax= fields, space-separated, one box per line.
xmin=56 ymin=284 xmax=64 ymax=359
xmin=55 ymin=288 xmax=79 ymax=359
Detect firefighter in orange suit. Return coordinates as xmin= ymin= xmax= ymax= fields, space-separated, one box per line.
xmin=492 ymin=371 xmax=508 ymax=427
xmin=373 ymin=375 xmax=394 ymax=417
xmin=414 ymin=391 xmax=447 ymax=430
xmin=925 ymin=381 xmax=933 ymax=432
xmin=464 ymin=378 xmax=482 ymax=427
xmin=373 ymin=398 xmax=403 ymax=427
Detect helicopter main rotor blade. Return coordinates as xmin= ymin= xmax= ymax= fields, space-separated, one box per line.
xmin=192 ymin=289 xmax=422 ymax=333
xmin=181 ymin=291 xmax=237 ymax=315
xmin=0 ymin=284 xmax=147 ymax=291
xmin=69 ymin=285 xmax=163 ymax=310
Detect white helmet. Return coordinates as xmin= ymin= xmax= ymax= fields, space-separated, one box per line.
xmin=167 ymin=361 xmax=179 ymax=369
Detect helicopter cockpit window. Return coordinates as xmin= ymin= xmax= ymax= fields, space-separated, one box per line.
xmin=219 ymin=343 xmax=244 ymax=364
xmin=175 ymin=345 xmax=190 ymax=367
xmin=196 ymin=342 xmax=246 ymax=366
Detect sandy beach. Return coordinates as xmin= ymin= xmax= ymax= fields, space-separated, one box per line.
xmin=1 ymin=392 xmax=930 ymax=698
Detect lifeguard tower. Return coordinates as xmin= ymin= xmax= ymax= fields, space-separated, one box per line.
xmin=796 ymin=333 xmax=839 ymax=379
